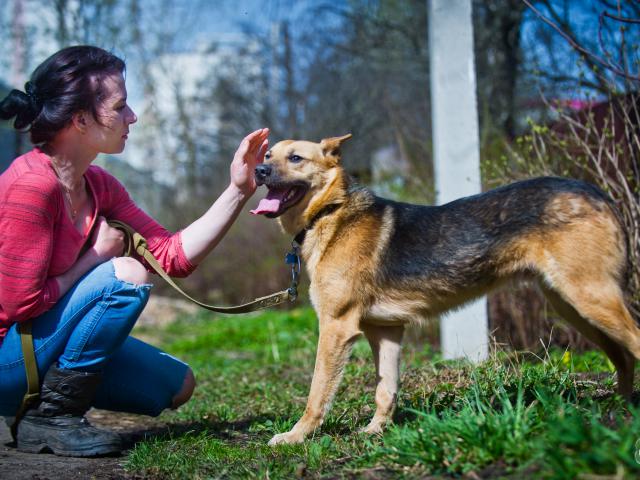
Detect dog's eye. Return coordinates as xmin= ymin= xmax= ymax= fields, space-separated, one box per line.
xmin=264 ymin=152 xmax=272 ymax=160
xmin=289 ymin=155 xmax=303 ymax=163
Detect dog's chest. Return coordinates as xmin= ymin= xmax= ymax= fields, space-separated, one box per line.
xmin=363 ymin=296 xmax=428 ymax=326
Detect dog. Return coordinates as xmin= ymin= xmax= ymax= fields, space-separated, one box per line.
xmin=251 ymin=134 xmax=639 ymax=446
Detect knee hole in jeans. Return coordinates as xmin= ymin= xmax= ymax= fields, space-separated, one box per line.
xmin=112 ymin=257 xmax=150 ymax=286
xmin=172 ymin=368 xmax=196 ymax=409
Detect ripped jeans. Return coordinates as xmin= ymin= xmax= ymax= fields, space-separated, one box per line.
xmin=0 ymin=260 xmax=189 ymax=417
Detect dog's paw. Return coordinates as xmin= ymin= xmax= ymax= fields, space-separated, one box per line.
xmin=359 ymin=421 xmax=385 ymax=435
xmin=268 ymin=431 xmax=305 ymax=446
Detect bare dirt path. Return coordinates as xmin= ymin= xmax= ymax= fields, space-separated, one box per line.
xmin=1 ymin=410 xmax=173 ymax=479
xmin=1 ymin=417 xmax=121 ymax=479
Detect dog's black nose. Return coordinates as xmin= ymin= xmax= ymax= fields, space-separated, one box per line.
xmin=255 ymin=164 xmax=272 ymax=183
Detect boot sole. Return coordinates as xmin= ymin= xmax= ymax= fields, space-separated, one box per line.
xmin=17 ymin=439 xmax=122 ymax=457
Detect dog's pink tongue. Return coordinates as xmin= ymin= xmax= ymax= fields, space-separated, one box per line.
xmin=250 ymin=188 xmax=287 ymax=215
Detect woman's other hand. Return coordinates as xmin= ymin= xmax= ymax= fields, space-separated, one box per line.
xmin=91 ymin=216 xmax=125 ymax=261
xmin=230 ymin=128 xmax=269 ymax=196
xmin=53 ymin=217 xmax=125 ymax=297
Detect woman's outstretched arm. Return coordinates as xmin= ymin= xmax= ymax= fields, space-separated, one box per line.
xmin=180 ymin=128 xmax=269 ymax=265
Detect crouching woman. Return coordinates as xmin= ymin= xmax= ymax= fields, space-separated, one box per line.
xmin=0 ymin=45 xmax=269 ymax=456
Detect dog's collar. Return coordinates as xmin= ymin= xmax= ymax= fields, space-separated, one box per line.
xmin=293 ymin=203 xmax=342 ymax=246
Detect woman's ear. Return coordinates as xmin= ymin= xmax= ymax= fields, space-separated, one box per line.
xmin=71 ymin=111 xmax=89 ymax=133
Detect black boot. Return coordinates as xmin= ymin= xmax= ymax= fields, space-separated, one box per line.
xmin=16 ymin=365 xmax=122 ymax=457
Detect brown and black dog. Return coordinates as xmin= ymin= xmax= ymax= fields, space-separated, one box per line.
xmin=251 ymin=134 xmax=639 ymax=445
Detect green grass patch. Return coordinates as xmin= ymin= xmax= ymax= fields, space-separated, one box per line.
xmin=126 ymin=307 xmax=640 ymax=479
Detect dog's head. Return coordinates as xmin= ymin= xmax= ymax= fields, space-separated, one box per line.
xmin=250 ymin=134 xmax=352 ymax=234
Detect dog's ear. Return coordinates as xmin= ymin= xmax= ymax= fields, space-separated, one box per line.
xmin=320 ymin=134 xmax=352 ymax=162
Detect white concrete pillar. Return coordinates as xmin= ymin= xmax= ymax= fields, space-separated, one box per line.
xmin=428 ymin=0 xmax=488 ymax=362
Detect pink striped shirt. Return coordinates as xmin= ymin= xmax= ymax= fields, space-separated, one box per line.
xmin=0 ymin=148 xmax=196 ymax=343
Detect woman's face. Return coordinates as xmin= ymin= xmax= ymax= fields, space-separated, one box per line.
xmin=83 ymin=72 xmax=137 ymax=155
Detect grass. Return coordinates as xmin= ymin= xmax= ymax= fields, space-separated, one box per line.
xmin=125 ymin=307 xmax=640 ymax=479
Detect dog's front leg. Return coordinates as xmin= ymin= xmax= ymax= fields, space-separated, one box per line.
xmin=360 ymin=324 xmax=404 ymax=434
xmin=268 ymin=315 xmax=361 ymax=445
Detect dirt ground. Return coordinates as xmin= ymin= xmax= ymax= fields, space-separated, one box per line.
xmin=0 ymin=297 xmax=190 ymax=480
xmin=0 ymin=410 xmax=173 ymax=480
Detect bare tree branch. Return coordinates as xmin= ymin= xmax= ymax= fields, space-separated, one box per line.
xmin=603 ymin=11 xmax=640 ymax=23
xmin=522 ymin=0 xmax=640 ymax=81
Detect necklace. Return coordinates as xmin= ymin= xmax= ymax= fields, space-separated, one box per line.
xmin=50 ymin=161 xmax=80 ymax=221
xmin=60 ymin=183 xmax=79 ymax=221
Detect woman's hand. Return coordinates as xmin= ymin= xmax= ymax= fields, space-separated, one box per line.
xmin=90 ymin=216 xmax=125 ymax=261
xmin=53 ymin=217 xmax=125 ymax=297
xmin=230 ymin=128 xmax=270 ymax=196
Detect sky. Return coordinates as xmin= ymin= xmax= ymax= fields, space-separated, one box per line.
xmin=144 ymin=0 xmax=314 ymax=50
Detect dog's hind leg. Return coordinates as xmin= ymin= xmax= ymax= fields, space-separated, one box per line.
xmin=360 ymin=324 xmax=404 ymax=435
xmin=268 ymin=314 xmax=362 ymax=446
xmin=542 ymin=286 xmax=637 ymax=399
xmin=527 ymin=214 xmax=640 ymax=397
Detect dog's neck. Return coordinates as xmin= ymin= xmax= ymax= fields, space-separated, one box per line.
xmin=293 ymin=203 xmax=342 ymax=246
xmin=294 ymin=169 xmax=351 ymax=242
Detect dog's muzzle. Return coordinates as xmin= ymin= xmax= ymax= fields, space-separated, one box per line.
xmin=255 ymin=164 xmax=272 ymax=185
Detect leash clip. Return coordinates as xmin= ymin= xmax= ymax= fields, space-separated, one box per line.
xmin=285 ymin=241 xmax=301 ymax=301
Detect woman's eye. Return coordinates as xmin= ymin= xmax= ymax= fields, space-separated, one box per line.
xmin=290 ymin=155 xmax=303 ymax=163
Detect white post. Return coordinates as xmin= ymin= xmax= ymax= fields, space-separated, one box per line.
xmin=428 ymin=0 xmax=488 ymax=362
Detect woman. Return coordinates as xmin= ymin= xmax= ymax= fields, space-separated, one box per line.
xmin=0 ymin=45 xmax=269 ymax=456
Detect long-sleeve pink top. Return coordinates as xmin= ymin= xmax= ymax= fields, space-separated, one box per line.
xmin=0 ymin=148 xmax=196 ymax=344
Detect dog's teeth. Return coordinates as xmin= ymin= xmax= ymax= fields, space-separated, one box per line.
xmin=285 ymin=188 xmax=297 ymax=202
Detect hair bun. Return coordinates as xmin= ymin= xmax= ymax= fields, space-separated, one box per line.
xmin=0 ymin=85 xmax=42 ymax=130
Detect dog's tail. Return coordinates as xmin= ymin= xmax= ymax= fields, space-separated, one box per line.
xmin=605 ymin=196 xmax=640 ymax=325
xmin=583 ymin=180 xmax=640 ymax=324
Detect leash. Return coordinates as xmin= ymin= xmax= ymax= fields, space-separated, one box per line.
xmin=10 ymin=221 xmax=300 ymax=441
xmin=108 ymin=220 xmax=300 ymax=313
xmin=10 ymin=320 xmax=39 ymax=442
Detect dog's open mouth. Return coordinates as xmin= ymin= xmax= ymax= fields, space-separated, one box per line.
xmin=250 ymin=184 xmax=308 ymax=218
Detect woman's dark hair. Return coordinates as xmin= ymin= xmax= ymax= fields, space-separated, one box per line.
xmin=0 ymin=45 xmax=125 ymax=145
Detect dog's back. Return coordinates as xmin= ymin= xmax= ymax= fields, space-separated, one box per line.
xmin=373 ymin=176 xmax=624 ymax=288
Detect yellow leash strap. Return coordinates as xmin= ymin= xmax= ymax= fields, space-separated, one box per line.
xmin=11 ymin=320 xmax=40 ymax=441
xmin=108 ymin=220 xmax=299 ymax=314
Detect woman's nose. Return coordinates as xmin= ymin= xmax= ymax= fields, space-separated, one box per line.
xmin=127 ymin=106 xmax=138 ymax=124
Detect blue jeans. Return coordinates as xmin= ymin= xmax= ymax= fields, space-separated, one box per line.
xmin=0 ymin=260 xmax=189 ymax=417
